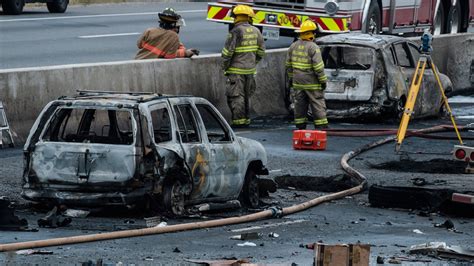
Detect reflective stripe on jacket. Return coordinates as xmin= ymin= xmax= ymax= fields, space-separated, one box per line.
xmin=135 ymin=28 xmax=180 ymax=60
xmin=221 ymin=22 xmax=265 ymax=75
xmin=286 ymin=40 xmax=327 ymax=90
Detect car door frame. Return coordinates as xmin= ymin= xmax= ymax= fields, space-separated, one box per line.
xmin=166 ymin=98 xmax=215 ymax=202
xmin=192 ymin=98 xmax=244 ymax=201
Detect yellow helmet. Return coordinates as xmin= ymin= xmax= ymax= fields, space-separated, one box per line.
xmin=295 ymin=19 xmax=317 ymax=33
xmin=231 ymin=5 xmax=255 ymax=18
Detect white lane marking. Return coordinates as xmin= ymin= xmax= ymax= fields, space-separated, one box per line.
xmin=78 ymin=32 xmax=140 ymax=39
xmin=0 ymin=10 xmax=205 ymax=23
xmin=231 ymin=219 xmax=308 ymax=232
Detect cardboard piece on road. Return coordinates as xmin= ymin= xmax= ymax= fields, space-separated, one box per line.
xmin=314 ymin=243 xmax=370 ymax=266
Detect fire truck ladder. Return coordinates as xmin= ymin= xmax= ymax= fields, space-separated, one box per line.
xmin=395 ymin=54 xmax=463 ymax=152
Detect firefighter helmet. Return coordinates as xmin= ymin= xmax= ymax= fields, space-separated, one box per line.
xmin=295 ymin=20 xmax=317 ymax=33
xmin=231 ymin=5 xmax=255 ymax=18
xmin=158 ymin=7 xmax=181 ymax=23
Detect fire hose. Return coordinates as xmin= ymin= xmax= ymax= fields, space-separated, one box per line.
xmin=0 ymin=125 xmax=467 ymax=252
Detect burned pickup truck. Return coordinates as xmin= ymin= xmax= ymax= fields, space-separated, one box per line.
xmin=22 ymin=92 xmax=268 ymax=215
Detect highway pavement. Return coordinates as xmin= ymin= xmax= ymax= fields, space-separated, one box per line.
xmin=0 ymin=2 xmax=293 ymax=69
xmin=0 ymin=115 xmax=473 ymax=264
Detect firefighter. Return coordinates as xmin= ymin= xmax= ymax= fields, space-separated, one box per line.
xmin=221 ymin=5 xmax=265 ymax=128
xmin=286 ymin=19 xmax=328 ymax=130
xmin=135 ymin=8 xmax=199 ymax=60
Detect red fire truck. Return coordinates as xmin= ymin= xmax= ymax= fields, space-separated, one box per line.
xmin=207 ymin=0 xmax=474 ymax=39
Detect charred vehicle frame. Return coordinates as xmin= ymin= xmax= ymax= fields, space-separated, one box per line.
xmin=286 ymin=33 xmax=453 ymax=120
xmin=22 ymin=92 xmax=268 ymax=215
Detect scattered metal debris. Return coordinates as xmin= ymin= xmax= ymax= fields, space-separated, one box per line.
xmin=37 ymin=206 xmax=72 ymax=228
xmin=185 ymin=258 xmax=251 ymax=266
xmin=230 ymin=232 xmax=260 ymax=241
xmin=413 ymin=229 xmax=424 ymax=234
xmin=63 ymin=209 xmax=90 ymax=218
xmin=434 ymin=219 xmax=455 ymax=230
xmin=376 ymin=256 xmax=384 ymax=264
xmin=193 ymin=200 xmax=241 ymax=213
xmin=15 ymin=249 xmax=53 ymax=255
xmin=410 ymin=242 xmax=474 ymax=261
xmin=0 ymin=198 xmax=28 ymax=231
xmin=268 ymin=232 xmax=279 ymax=238
xmin=144 ymin=216 xmax=162 ymax=228
xmin=237 ymin=242 xmax=257 ymax=247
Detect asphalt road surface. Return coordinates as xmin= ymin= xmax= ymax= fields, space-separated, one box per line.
xmin=0 ymin=2 xmax=293 ymax=69
xmin=0 ymin=109 xmax=473 ymax=264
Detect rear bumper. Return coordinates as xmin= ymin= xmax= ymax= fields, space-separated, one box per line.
xmin=22 ymin=186 xmax=150 ymax=207
xmin=327 ymin=103 xmax=384 ymax=119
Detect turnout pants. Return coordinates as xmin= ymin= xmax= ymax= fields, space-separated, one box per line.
xmin=226 ymin=74 xmax=256 ymax=126
xmin=294 ymin=89 xmax=328 ymax=129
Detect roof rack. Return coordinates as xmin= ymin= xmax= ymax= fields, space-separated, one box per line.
xmin=76 ymin=90 xmax=159 ymax=96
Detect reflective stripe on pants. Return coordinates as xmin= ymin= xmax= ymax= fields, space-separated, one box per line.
xmin=226 ymin=74 xmax=256 ymax=125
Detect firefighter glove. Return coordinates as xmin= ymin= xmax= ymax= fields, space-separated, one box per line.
xmin=321 ymin=83 xmax=327 ymax=90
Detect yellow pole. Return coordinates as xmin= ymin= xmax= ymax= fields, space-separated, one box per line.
xmin=396 ymin=57 xmax=427 ymax=151
xmin=431 ymin=60 xmax=464 ymax=145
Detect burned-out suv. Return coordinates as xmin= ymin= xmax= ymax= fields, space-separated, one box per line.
xmin=22 ymin=91 xmax=268 ymax=214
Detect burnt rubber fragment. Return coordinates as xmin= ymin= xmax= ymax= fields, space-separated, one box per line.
xmin=0 ymin=198 xmax=28 ymax=231
xmin=368 ymin=185 xmax=454 ymax=211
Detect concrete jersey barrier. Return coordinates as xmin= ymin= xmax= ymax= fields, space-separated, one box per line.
xmin=0 ymin=34 xmax=473 ymax=142
xmin=0 ymin=49 xmax=288 ymax=142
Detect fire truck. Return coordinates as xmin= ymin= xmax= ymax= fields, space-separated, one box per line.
xmin=207 ymin=0 xmax=474 ymax=39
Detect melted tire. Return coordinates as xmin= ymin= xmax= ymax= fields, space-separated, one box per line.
xmin=162 ymin=180 xmax=185 ymax=216
xmin=369 ymin=185 xmax=453 ymax=211
xmin=240 ymin=169 xmax=260 ymax=209
xmin=47 ymin=0 xmax=68 ymax=13
xmin=2 ymin=0 xmax=24 ymax=15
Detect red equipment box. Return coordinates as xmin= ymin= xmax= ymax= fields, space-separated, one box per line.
xmin=293 ymin=130 xmax=327 ymax=150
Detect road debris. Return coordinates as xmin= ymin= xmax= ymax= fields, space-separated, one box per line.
xmin=230 ymin=232 xmax=260 ymax=240
xmin=193 ymin=200 xmax=241 ymax=213
xmin=15 ymin=249 xmax=53 ymax=255
xmin=37 ymin=206 xmax=72 ymax=228
xmin=0 ymin=198 xmax=28 ymax=231
xmin=173 ymin=247 xmax=181 ymax=253
xmin=185 ymin=258 xmax=251 ymax=265
xmin=376 ymin=256 xmax=384 ymax=264
xmin=144 ymin=216 xmax=162 ymax=228
xmin=268 ymin=232 xmax=279 ymax=238
xmin=63 ymin=209 xmax=90 ymax=218
xmin=434 ymin=219 xmax=455 ymax=230
xmin=369 ymin=185 xmax=453 ymax=211
xmin=237 ymin=242 xmax=257 ymax=247
xmin=314 ymin=243 xmax=370 ymax=266
xmin=409 ymin=242 xmax=474 ymax=261
xmin=413 ymin=229 xmax=424 ymax=234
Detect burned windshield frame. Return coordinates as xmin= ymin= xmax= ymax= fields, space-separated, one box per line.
xmin=41 ymin=107 xmax=135 ymax=145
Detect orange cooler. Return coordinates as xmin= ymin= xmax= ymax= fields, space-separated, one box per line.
xmin=293 ymin=130 xmax=327 ymax=150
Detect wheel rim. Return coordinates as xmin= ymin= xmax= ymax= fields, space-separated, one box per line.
xmin=248 ymin=178 xmax=259 ymax=208
xmin=449 ymin=8 xmax=460 ymax=33
xmin=170 ymin=182 xmax=185 ymax=215
xmin=434 ymin=8 xmax=443 ymax=35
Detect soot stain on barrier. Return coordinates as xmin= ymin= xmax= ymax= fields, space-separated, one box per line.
xmin=369 ymin=159 xmax=466 ymax=174
xmin=275 ymin=174 xmax=358 ymax=192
